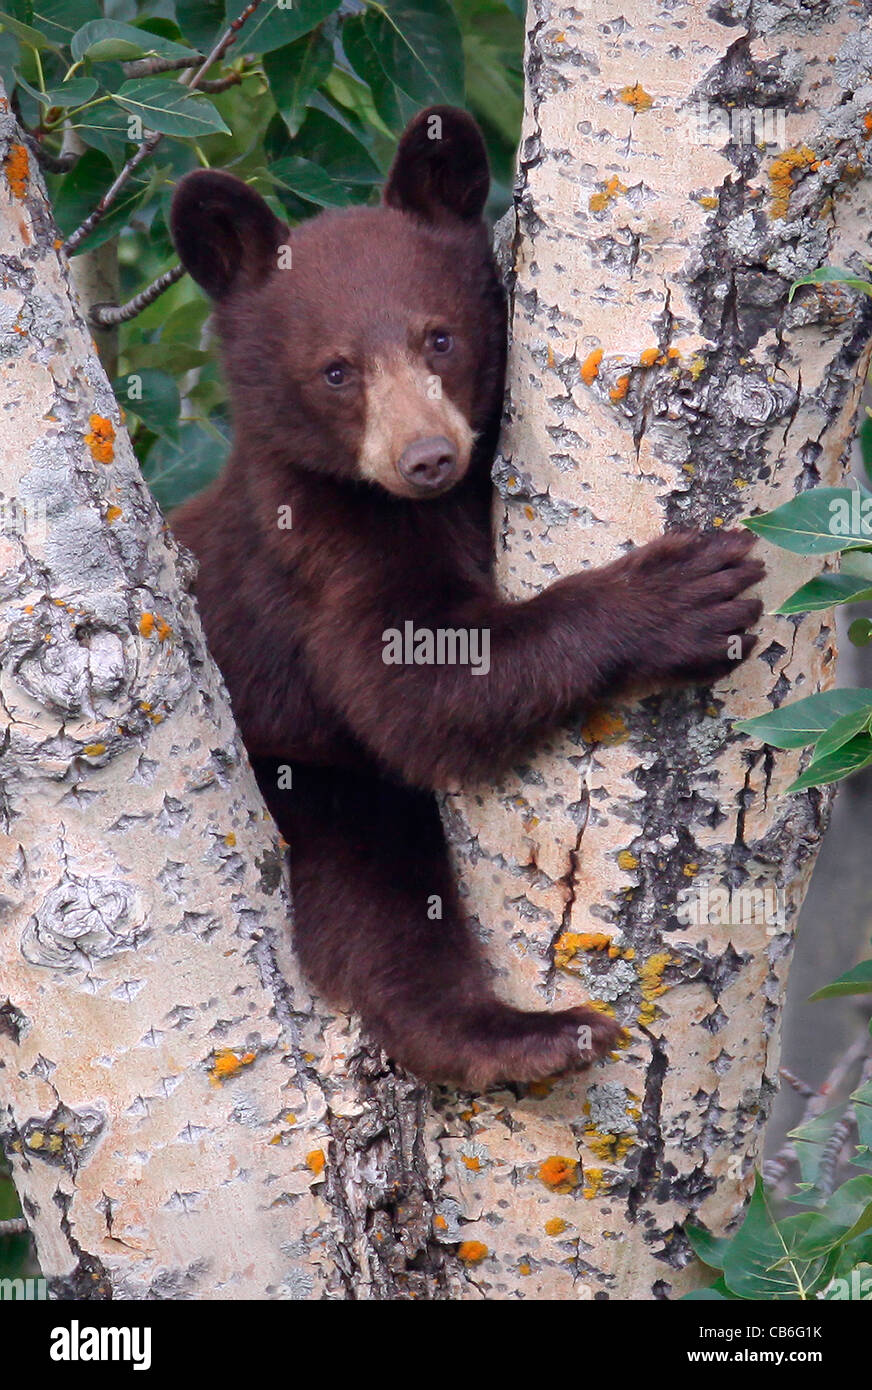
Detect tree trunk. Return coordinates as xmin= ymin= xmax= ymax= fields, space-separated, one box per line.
xmin=442 ymin=0 xmax=872 ymax=1299
xmin=2 ymin=0 xmax=872 ymax=1303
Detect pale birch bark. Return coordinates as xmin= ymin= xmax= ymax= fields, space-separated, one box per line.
xmin=3 ymin=0 xmax=872 ymax=1304
xmin=440 ymin=0 xmax=872 ymax=1299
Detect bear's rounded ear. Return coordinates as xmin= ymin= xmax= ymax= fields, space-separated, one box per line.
xmin=171 ymin=170 xmax=289 ymax=300
xmin=383 ymin=106 xmax=490 ymax=226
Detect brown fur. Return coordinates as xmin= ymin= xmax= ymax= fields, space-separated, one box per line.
xmin=170 ymin=107 xmax=764 ymax=1089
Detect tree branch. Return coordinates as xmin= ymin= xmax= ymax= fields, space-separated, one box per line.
xmin=63 ymin=0 xmax=266 ymax=255
xmin=89 ymin=263 xmax=186 ymax=328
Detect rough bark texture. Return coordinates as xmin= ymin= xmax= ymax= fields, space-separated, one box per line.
xmin=3 ymin=0 xmax=872 ymax=1303
xmin=439 ymin=0 xmax=872 ymax=1299
xmin=0 ymin=95 xmax=341 ymax=1300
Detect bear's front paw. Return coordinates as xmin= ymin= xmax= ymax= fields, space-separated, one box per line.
xmin=613 ymin=528 xmax=765 ymax=686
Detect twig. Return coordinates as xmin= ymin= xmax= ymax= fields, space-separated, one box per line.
xmin=89 ymin=262 xmax=186 ymax=327
xmin=0 ymin=1216 xmax=29 ymax=1238
xmin=24 ymin=133 xmax=79 ymax=174
xmin=123 ymin=55 xmax=201 ymax=79
xmin=765 ymin=1035 xmax=872 ymax=1196
xmin=63 ymin=0 xmax=266 ymax=255
xmin=197 ymin=74 xmax=243 ymax=95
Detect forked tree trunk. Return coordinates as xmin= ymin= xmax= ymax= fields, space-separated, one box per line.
xmin=2 ymin=0 xmax=872 ymax=1303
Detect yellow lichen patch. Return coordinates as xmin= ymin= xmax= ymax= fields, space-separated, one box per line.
xmin=462 ymin=1154 xmax=481 ymax=1172
xmin=519 ymin=1262 xmax=532 ymax=1275
xmin=581 ymin=348 xmax=603 ymax=385
xmin=544 ymin=1217 xmax=568 ymax=1237
xmin=5 ymin=142 xmax=29 ymax=200
xmin=683 ymin=862 xmax=698 ymax=878
xmin=105 ymin=505 xmax=122 ymax=524
xmin=638 ymin=951 xmax=672 ymax=1026
xmin=689 ymin=354 xmax=707 ymax=380
xmin=458 ymin=1240 xmax=488 ymax=1264
xmin=583 ymin=1168 xmax=605 ymax=1199
xmin=546 ymin=343 xmax=555 ymax=368
xmin=224 ymin=832 xmax=236 ymax=848
xmin=589 ymin=174 xmax=626 ymax=212
xmin=698 ymin=195 xmax=719 ymax=210
xmin=210 ymin=1048 xmax=256 ymax=1084
xmin=83 ymin=743 xmax=106 ymax=757
xmin=584 ymin=1129 xmax=634 ymax=1162
xmin=581 ymin=708 xmax=628 ymax=745
xmin=619 ymin=83 xmax=652 ymax=112
xmin=27 ymin=1131 xmax=45 ymax=1150
xmin=639 ymin=347 xmax=660 ymax=368
xmin=538 ymin=1155 xmax=578 ymax=1192
xmin=768 ymin=145 xmax=818 ymax=219
xmin=84 ymin=414 xmax=115 ymax=464
xmin=306 ymin=1148 xmax=326 ymax=1176
xmin=609 ymin=373 xmax=630 ymax=402
xmin=617 ymin=850 xmax=639 ymax=872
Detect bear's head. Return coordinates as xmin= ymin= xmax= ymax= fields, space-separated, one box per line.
xmin=171 ymin=106 xmax=506 ymax=501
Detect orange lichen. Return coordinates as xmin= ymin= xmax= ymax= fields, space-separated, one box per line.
xmin=5 ymin=142 xmax=29 ymax=200
xmin=434 ymin=1214 xmax=447 ymax=1231
xmin=538 ymin=1155 xmax=578 ymax=1192
xmin=84 ymin=414 xmax=115 ymax=464
xmin=864 ymin=113 xmax=872 ymax=139
xmin=619 ymin=83 xmax=652 ymax=112
xmin=609 ymin=373 xmax=630 ymax=402
xmin=617 ymin=850 xmax=639 ymax=872
xmin=306 ymin=1149 xmax=326 ymax=1175
xmin=544 ymin=1217 xmax=568 ymax=1236
xmin=581 ymin=708 xmax=628 ymax=745
xmin=139 ymin=613 xmax=155 ymax=638
xmin=462 ymin=1154 xmax=481 ymax=1172
xmin=584 ymin=1129 xmax=634 ymax=1162
xmin=554 ymin=932 xmax=610 ymax=970
xmin=580 ymin=348 xmax=604 ymax=385
xmin=519 ymin=1262 xmax=532 ymax=1275
xmin=698 ymin=195 xmax=719 ymax=210
xmin=589 ymin=174 xmax=626 ymax=212
xmin=768 ymin=145 xmax=818 ymax=220
xmin=458 ymin=1240 xmax=488 ymax=1264
xmin=224 ymin=832 xmax=236 ymax=848
xmin=639 ymin=347 xmax=660 ymax=367
xmin=210 ymin=1048 xmax=256 ymax=1083
xmin=83 ymin=743 xmax=106 ymax=756
xmin=105 ymin=505 xmax=122 ymax=524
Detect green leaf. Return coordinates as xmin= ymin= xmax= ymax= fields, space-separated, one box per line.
xmin=356 ymin=0 xmax=464 ymax=111
xmin=70 ymin=98 xmax=133 ymax=168
xmin=32 ymin=0 xmax=101 ymax=48
xmin=685 ymin=1223 xmax=728 ymax=1271
xmin=787 ymin=734 xmax=872 ymax=793
xmin=744 ymin=487 xmax=872 ymax=555
xmin=113 ymin=368 xmax=180 ymax=440
xmin=852 ymin=1081 xmax=872 ymax=1150
xmin=267 ymin=154 xmax=348 ymax=207
xmin=734 ymin=688 xmax=872 ymax=749
xmin=810 ymin=960 xmax=872 ymax=1002
xmin=790 ymin=265 xmax=872 ymax=302
xmin=225 ymin=0 xmax=341 ymax=56
xmin=849 ymin=618 xmax=872 ymax=647
xmin=793 ymin=1177 xmax=872 ymax=1258
xmin=0 ymin=6 xmax=62 ymax=52
xmin=143 ymin=419 xmax=228 ymax=512
xmin=775 ymin=571 xmax=872 ymax=614
xmin=71 ymin=18 xmax=193 ymax=62
xmin=112 ymin=78 xmax=230 ymax=138
xmin=722 ymin=1177 xmax=831 ymax=1299
xmin=174 ymin=0 xmax=222 ymax=53
xmin=17 ymin=73 xmax=97 ymax=106
xmin=264 ymin=28 xmax=334 ymax=137
xmin=343 ymin=13 xmax=414 ymax=130
xmin=285 ymin=99 xmax=382 ymax=183
xmin=51 ymin=146 xmax=147 ymax=249
xmin=813 ymin=706 xmax=872 ymax=762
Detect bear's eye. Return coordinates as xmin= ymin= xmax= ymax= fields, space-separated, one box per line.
xmin=428 ymin=329 xmax=454 ymax=355
xmin=324 ymin=361 xmax=349 ymax=387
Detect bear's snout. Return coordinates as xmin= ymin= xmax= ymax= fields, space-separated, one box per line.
xmin=397 ymin=435 xmax=457 ymax=493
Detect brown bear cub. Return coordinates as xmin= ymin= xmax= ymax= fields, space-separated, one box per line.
xmin=170 ymin=106 xmax=763 ymax=1090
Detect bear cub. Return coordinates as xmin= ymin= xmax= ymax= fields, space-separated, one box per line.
xmin=170 ymin=106 xmax=763 ymax=1090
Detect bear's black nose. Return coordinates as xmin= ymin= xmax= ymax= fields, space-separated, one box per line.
xmin=397 ymin=436 xmax=457 ymax=492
